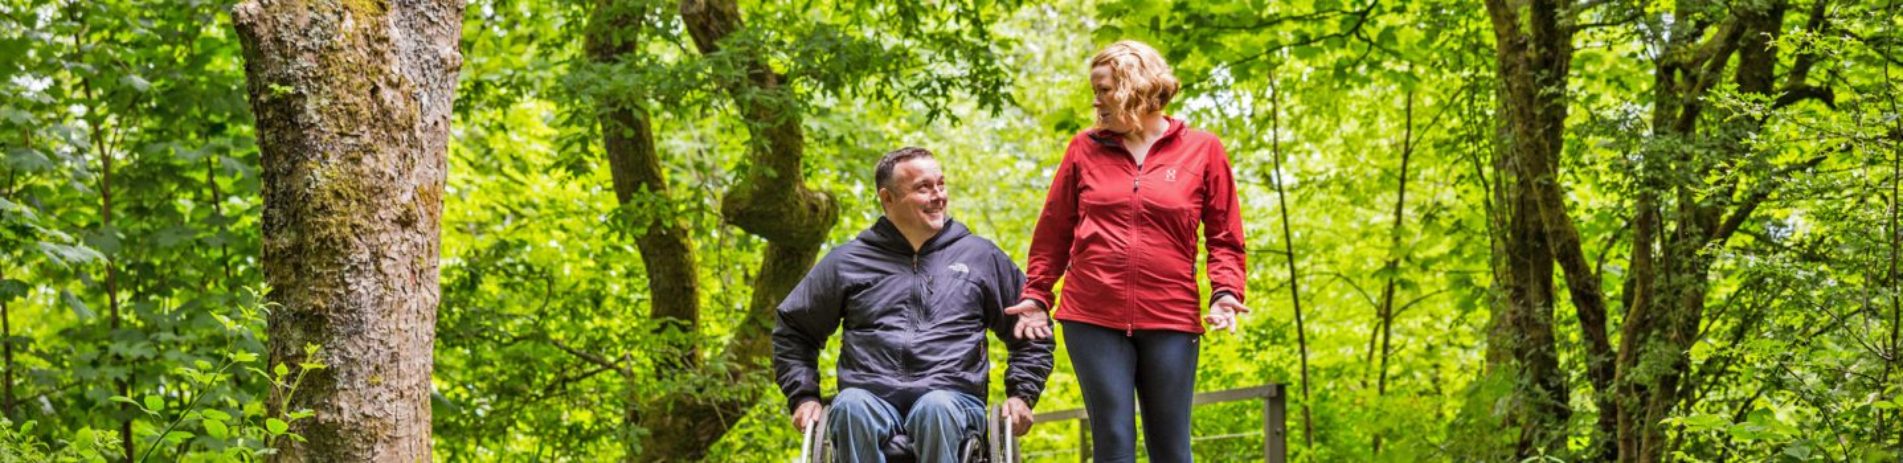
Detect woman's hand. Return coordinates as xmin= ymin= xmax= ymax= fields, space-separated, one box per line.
xmin=1206 ymin=294 xmax=1250 ymax=334
xmin=1003 ymin=300 xmax=1053 ymax=340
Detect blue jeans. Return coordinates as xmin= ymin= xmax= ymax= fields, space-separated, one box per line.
xmin=828 ymin=388 xmax=984 ymax=463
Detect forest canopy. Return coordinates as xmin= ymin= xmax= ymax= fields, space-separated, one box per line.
xmin=0 ymin=0 xmax=1898 ymax=461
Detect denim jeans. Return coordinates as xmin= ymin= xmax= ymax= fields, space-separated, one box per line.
xmin=828 ymin=388 xmax=984 ymax=463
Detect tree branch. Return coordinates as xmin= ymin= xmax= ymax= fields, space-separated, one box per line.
xmin=1711 ymin=154 xmax=1829 ymax=244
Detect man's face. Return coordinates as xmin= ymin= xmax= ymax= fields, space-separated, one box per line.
xmin=880 ymin=157 xmax=948 ymax=234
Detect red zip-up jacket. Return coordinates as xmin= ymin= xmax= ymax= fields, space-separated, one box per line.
xmin=1020 ymin=117 xmax=1247 ymax=334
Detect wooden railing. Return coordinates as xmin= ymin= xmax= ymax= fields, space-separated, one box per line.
xmin=1027 ymin=384 xmax=1288 ymax=463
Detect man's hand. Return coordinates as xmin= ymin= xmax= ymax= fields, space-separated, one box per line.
xmin=1206 ymin=294 xmax=1251 ymax=334
xmin=1002 ymin=397 xmax=1035 ymax=436
xmin=791 ymin=400 xmax=823 ymax=432
xmin=1002 ymin=300 xmax=1052 ymax=340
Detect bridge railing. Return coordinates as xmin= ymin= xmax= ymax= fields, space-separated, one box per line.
xmin=1026 ymin=384 xmax=1288 ymax=463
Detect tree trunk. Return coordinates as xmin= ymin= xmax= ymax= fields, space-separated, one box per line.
xmin=232 ymin=0 xmax=463 ymax=460
xmin=1482 ymin=0 xmax=1575 ymax=456
xmin=1265 ymin=71 xmax=1316 ymax=450
xmin=608 ymin=0 xmax=838 ymax=459
xmin=1 ymin=265 xmax=11 ymax=422
xmin=1371 ymin=91 xmax=1414 ymax=458
xmin=584 ymin=0 xmax=702 ymax=375
xmin=580 ymin=2 xmax=706 ymax=460
xmin=1615 ymin=2 xmax=1793 ymax=461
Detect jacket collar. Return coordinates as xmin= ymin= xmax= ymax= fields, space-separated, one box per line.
xmin=1087 ymin=116 xmax=1187 ymax=150
xmin=860 ymin=216 xmax=969 ymax=256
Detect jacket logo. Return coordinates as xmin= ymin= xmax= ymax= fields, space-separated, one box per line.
xmin=948 ymin=263 xmax=969 ymax=275
xmin=1165 ymin=168 xmax=1178 ymax=182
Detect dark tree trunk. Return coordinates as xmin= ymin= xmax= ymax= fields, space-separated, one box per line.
xmin=1371 ymin=92 xmax=1414 ymax=458
xmin=1616 ymin=2 xmax=1797 ymax=461
xmin=232 ymin=0 xmax=464 ymax=459
xmin=1265 ymin=72 xmax=1316 ymax=450
xmin=600 ymin=0 xmax=838 ymax=459
xmin=584 ymin=0 xmax=702 ymax=375
xmin=1482 ymin=0 xmax=1576 ymax=456
xmin=1 ymin=266 xmax=11 ymax=422
xmin=581 ymin=2 xmax=705 ymax=459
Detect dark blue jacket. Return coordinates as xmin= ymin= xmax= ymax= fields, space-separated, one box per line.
xmin=772 ymin=217 xmax=1055 ymax=414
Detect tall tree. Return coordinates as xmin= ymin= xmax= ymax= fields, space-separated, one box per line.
xmin=605 ymin=0 xmax=844 ymax=458
xmin=585 ymin=0 xmax=701 ymax=379
xmin=1481 ymin=0 xmax=1838 ymax=459
xmin=232 ymin=0 xmax=464 ymax=459
xmin=575 ymin=1 xmax=707 ymax=458
xmin=1610 ymin=0 xmax=1828 ymax=460
xmin=1480 ymin=0 xmax=1576 ymax=455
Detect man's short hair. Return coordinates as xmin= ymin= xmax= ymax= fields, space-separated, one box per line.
xmin=875 ymin=147 xmax=935 ymax=191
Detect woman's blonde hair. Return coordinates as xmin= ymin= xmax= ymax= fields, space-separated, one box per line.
xmin=1090 ymin=40 xmax=1179 ymax=132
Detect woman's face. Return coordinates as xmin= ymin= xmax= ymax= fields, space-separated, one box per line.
xmin=1090 ymin=65 xmax=1126 ymax=132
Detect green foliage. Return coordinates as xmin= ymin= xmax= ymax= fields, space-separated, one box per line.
xmin=4 ymin=0 xmax=1899 ymax=460
xmin=0 ymin=419 xmax=118 ymax=463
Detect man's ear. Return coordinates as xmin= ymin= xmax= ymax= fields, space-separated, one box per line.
xmin=876 ymin=187 xmax=890 ymax=205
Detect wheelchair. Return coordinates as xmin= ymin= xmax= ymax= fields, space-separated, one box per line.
xmin=796 ymin=402 xmax=1020 ymax=463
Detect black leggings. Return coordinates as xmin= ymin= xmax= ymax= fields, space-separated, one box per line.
xmin=1062 ymin=321 xmax=1200 ymax=463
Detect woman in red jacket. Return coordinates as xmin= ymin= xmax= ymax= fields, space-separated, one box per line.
xmin=1004 ymin=40 xmax=1250 ymax=462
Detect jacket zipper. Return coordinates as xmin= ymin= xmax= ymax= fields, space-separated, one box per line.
xmin=1128 ymin=156 xmax=1142 ymax=336
xmin=1133 ymin=161 xmax=1143 ymax=192
xmin=909 ymin=253 xmax=923 ymax=379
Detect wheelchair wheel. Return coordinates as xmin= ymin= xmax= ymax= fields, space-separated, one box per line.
xmin=985 ymin=404 xmax=1019 ymax=463
xmin=799 ymin=406 xmax=832 ymax=463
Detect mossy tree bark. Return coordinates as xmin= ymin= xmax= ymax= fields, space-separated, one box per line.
xmin=579 ymin=2 xmax=706 ymax=459
xmin=232 ymin=0 xmax=464 ymax=460
xmin=1481 ymin=0 xmax=1830 ymax=460
xmin=596 ymin=0 xmax=840 ymax=459
xmin=1481 ymin=0 xmax=1576 ymax=456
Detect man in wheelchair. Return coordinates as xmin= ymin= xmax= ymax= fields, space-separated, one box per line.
xmin=773 ymin=147 xmax=1056 ymax=463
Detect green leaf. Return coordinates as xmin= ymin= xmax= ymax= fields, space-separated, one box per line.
xmin=274 ymin=363 xmax=290 ymax=378
xmin=40 ymin=242 xmax=105 ymax=266
xmin=1783 ymin=443 xmax=1812 ymax=459
xmin=120 ymin=74 xmax=151 ymax=92
xmin=144 ymin=394 xmax=165 ymax=412
xmin=4 ymin=147 xmax=53 ymax=172
xmin=204 ymin=417 xmax=229 ymax=440
xmin=266 ymin=418 xmax=289 ymax=435
xmin=82 ymin=228 xmax=121 ymax=256
xmin=0 ymin=279 xmax=27 ymax=299
xmin=1293 ymin=45 xmax=1322 ymax=60
xmin=152 ymin=224 xmax=195 ymax=248
xmin=62 ymin=290 xmax=94 ymax=319
xmin=0 ymin=106 xmax=35 ymax=125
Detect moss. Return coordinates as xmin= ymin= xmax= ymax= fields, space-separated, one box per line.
xmin=301 ymin=159 xmax=374 ymax=254
xmin=336 ymin=0 xmax=388 ymax=20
